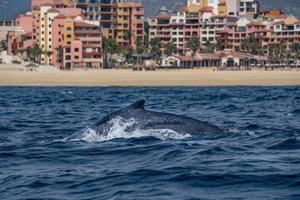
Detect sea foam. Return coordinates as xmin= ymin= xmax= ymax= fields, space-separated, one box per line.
xmin=64 ymin=116 xmax=191 ymax=143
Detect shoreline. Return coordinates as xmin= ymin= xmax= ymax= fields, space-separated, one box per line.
xmin=0 ymin=69 xmax=300 ymax=86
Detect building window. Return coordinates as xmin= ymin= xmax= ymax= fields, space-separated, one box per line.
xmin=75 ymin=48 xmax=79 ymax=52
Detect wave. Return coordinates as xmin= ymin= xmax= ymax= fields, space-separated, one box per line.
xmin=267 ymin=137 xmax=300 ymax=150
xmin=62 ymin=116 xmax=191 ymax=143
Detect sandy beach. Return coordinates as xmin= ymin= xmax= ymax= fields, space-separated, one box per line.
xmin=0 ymin=68 xmax=299 ymax=86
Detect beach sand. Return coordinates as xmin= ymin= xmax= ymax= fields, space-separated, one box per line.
xmin=0 ymin=69 xmax=299 ymax=86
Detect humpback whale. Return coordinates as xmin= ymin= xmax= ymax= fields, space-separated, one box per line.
xmin=90 ymin=100 xmax=223 ymax=136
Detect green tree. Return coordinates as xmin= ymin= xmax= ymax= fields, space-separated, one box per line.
xmin=150 ymin=38 xmax=162 ymax=62
xmin=124 ymin=30 xmax=132 ymax=47
xmin=203 ymin=40 xmax=215 ymax=53
xmin=56 ymin=46 xmax=64 ymax=68
xmin=103 ymin=37 xmax=120 ymax=68
xmin=215 ymin=40 xmax=224 ymax=51
xmin=135 ymin=37 xmax=145 ymax=64
xmin=32 ymin=44 xmax=43 ymax=64
xmin=164 ymin=42 xmax=177 ymax=56
xmin=144 ymin=21 xmax=150 ymax=48
xmin=103 ymin=37 xmax=119 ymax=54
xmin=187 ymin=36 xmax=200 ymax=68
xmin=0 ymin=40 xmax=7 ymax=51
xmin=241 ymin=36 xmax=257 ymax=54
xmin=291 ymin=43 xmax=300 ymax=66
xmin=123 ymin=47 xmax=134 ymax=64
xmin=187 ymin=36 xmax=200 ymax=56
xmin=257 ymin=47 xmax=265 ymax=67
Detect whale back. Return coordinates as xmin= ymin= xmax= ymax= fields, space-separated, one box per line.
xmin=93 ymin=100 xmax=223 ymax=135
xmin=125 ymin=100 xmax=145 ymax=110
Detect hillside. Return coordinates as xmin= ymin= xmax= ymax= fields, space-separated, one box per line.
xmin=0 ymin=0 xmax=300 ymax=20
xmin=143 ymin=0 xmax=300 ymax=17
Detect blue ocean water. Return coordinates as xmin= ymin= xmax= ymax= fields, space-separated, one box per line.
xmin=0 ymin=86 xmax=300 ymax=199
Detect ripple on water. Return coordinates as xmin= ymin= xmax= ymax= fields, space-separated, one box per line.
xmin=0 ymin=86 xmax=299 ymax=199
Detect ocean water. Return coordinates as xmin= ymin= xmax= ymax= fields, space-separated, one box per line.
xmin=0 ymin=86 xmax=300 ymax=199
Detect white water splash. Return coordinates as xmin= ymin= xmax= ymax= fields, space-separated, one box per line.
xmin=227 ymin=128 xmax=256 ymax=136
xmin=63 ymin=116 xmax=191 ymax=143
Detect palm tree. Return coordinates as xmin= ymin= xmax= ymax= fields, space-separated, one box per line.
xmin=215 ymin=40 xmax=224 ymax=51
xmin=124 ymin=30 xmax=132 ymax=47
xmin=123 ymin=47 xmax=134 ymax=64
xmin=187 ymin=36 xmax=200 ymax=68
xmin=203 ymin=40 xmax=215 ymax=54
xmin=257 ymin=47 xmax=265 ymax=67
xmin=187 ymin=36 xmax=200 ymax=56
xmin=44 ymin=50 xmax=53 ymax=64
xmin=56 ymin=46 xmax=64 ymax=68
xmin=268 ymin=46 xmax=275 ymax=68
xmin=0 ymin=40 xmax=7 ymax=51
xmin=32 ymin=44 xmax=43 ymax=64
xmin=150 ymin=38 xmax=162 ymax=62
xmin=164 ymin=42 xmax=177 ymax=56
xmin=291 ymin=43 xmax=300 ymax=67
xmin=241 ymin=36 xmax=256 ymax=54
xmin=103 ymin=37 xmax=120 ymax=68
xmin=271 ymin=41 xmax=286 ymax=67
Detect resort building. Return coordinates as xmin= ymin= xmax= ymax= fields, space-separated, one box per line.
xmin=5 ymin=12 xmax=34 ymax=55
xmin=187 ymin=0 xmax=208 ymax=12
xmin=149 ymin=7 xmax=171 ymax=41
xmin=16 ymin=13 xmax=34 ymax=34
xmin=239 ymin=0 xmax=259 ymax=16
xmin=0 ymin=20 xmax=25 ymax=42
xmin=116 ymin=1 xmax=144 ymax=48
xmin=37 ymin=4 xmax=82 ymax=64
xmin=52 ymin=16 xmax=103 ymax=69
xmin=260 ymin=16 xmax=300 ymax=54
xmin=161 ymin=50 xmax=268 ymax=68
xmin=217 ymin=0 xmax=259 ymax=16
xmin=75 ymin=0 xmax=144 ymax=48
xmin=226 ymin=0 xmax=240 ymax=16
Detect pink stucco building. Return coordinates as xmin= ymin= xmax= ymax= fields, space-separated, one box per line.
xmin=64 ymin=20 xmax=103 ymax=69
xmin=52 ymin=16 xmax=103 ymax=69
xmin=16 ymin=12 xmax=33 ymax=34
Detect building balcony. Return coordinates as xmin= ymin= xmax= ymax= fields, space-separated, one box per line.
xmin=83 ymin=52 xmax=103 ymax=57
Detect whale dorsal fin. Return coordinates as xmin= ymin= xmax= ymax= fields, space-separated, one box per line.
xmin=128 ymin=100 xmax=145 ymax=110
